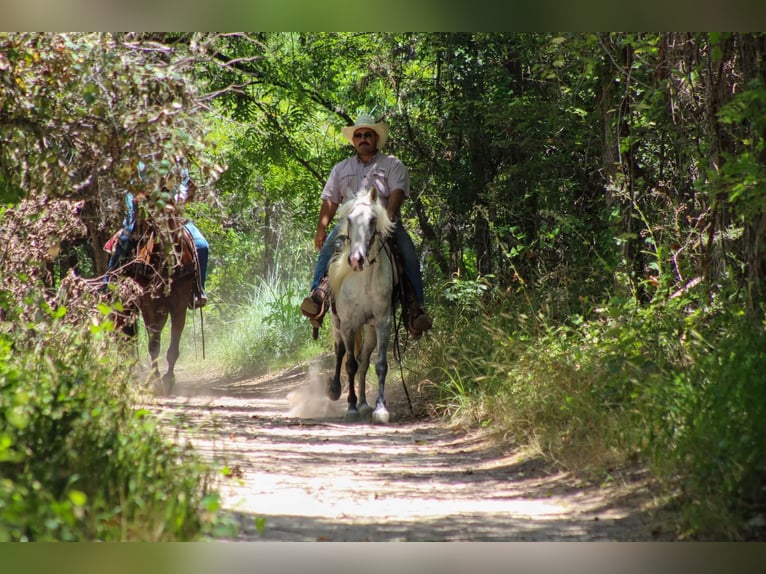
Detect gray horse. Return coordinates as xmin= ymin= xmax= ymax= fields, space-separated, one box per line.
xmin=327 ymin=188 xmax=397 ymax=424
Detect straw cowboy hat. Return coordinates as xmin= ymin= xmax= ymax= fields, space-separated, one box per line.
xmin=341 ymin=113 xmax=389 ymax=149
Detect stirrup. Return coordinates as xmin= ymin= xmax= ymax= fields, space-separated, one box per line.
xmin=189 ymin=293 xmax=207 ymax=310
xmin=300 ymin=282 xmax=329 ymax=320
xmin=407 ymin=308 xmax=432 ymax=339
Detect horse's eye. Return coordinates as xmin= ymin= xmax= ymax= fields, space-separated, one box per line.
xmin=370 ymin=216 xmax=377 ymax=226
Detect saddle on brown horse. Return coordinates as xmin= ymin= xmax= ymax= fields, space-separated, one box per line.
xmin=105 ymin=194 xmax=202 ymax=304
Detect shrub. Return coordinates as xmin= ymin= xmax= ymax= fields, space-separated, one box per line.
xmin=418 ymin=277 xmax=766 ymax=539
xmin=0 ymin=292 xmax=216 ymax=541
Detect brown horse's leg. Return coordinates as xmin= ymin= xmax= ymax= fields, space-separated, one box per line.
xmin=162 ymin=276 xmax=192 ymax=393
xmin=163 ymin=293 xmax=187 ymax=392
xmin=140 ymin=295 xmax=169 ymax=391
xmin=145 ymin=321 xmax=165 ymax=381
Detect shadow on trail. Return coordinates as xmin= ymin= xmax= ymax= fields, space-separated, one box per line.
xmin=148 ymin=362 xmax=670 ymax=542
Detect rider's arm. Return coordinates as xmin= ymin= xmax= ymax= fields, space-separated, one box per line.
xmin=315 ymin=199 xmax=339 ymax=250
xmin=387 ymin=188 xmax=405 ymax=220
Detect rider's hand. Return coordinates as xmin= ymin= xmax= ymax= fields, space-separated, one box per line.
xmin=314 ymin=227 xmax=327 ymax=251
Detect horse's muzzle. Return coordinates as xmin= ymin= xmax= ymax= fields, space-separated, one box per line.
xmin=349 ymin=252 xmax=365 ymax=271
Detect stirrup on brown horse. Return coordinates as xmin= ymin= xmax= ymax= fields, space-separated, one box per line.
xmin=189 ymin=292 xmax=207 ymax=310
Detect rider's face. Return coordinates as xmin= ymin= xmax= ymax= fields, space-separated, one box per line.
xmin=353 ymin=129 xmax=378 ymax=153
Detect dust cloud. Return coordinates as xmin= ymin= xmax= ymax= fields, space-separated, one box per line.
xmin=286 ymin=363 xmax=346 ymax=419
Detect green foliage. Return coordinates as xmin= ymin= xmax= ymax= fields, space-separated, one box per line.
xmin=0 ymin=33 xmax=222 ymax=213
xmin=5 ymin=31 xmax=766 ymax=542
xmin=420 ymin=276 xmax=766 ymax=539
xmin=715 ymin=77 xmax=766 ymax=215
xmin=632 ymin=317 xmax=766 ymax=539
xmin=0 ymin=292 xmax=215 ymax=541
xmin=210 ymin=273 xmax=325 ymax=378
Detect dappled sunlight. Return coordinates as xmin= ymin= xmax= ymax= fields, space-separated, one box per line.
xmin=147 ymin=361 xmax=661 ymax=541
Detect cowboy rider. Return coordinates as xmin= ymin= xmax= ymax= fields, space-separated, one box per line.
xmin=300 ymin=113 xmax=432 ymax=338
xmin=105 ymin=159 xmax=209 ymax=308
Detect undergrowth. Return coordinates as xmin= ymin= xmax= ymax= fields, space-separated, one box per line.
xmin=416 ymin=276 xmax=766 ymax=540
xmin=0 ymin=291 xmax=221 ymax=541
xmin=206 ymin=273 xmax=325 ymax=378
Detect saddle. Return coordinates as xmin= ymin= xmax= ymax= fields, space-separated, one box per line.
xmin=105 ymin=215 xmax=198 ymax=287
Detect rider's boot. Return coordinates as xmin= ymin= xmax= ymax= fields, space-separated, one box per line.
xmin=407 ymin=302 xmax=433 ymax=340
xmin=402 ymin=281 xmax=432 ymax=339
xmin=300 ymin=275 xmax=330 ymax=338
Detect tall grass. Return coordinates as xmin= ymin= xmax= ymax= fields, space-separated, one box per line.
xmin=204 ymin=272 xmax=327 ymax=378
xmin=416 ymin=277 xmax=766 ymax=539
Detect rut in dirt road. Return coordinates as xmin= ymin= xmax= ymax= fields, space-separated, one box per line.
xmin=150 ymin=361 xmax=668 ymax=541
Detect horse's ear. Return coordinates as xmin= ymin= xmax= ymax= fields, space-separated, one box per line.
xmin=369 ymin=187 xmax=378 ymax=203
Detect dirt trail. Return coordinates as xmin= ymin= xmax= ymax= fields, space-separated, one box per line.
xmin=148 ymin=357 xmax=669 ymax=541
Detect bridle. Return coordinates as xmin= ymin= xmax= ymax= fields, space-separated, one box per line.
xmin=339 ymin=206 xmax=390 ymax=268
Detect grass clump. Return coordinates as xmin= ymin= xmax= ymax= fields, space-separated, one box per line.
xmin=209 ymin=274 xmax=325 ymax=378
xmin=418 ymin=277 xmax=766 ymax=539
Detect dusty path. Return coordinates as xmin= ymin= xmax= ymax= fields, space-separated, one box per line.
xmin=148 ymin=357 xmax=669 ymax=541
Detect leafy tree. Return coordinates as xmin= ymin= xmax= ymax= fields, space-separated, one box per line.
xmin=1 ymin=32 xmax=223 ymax=277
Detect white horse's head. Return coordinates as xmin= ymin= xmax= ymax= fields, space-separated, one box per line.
xmin=329 ymin=188 xmax=393 ymax=295
xmin=342 ymin=187 xmax=393 ymax=272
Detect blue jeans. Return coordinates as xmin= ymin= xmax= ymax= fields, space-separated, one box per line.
xmin=184 ymin=221 xmax=208 ymax=293
xmin=106 ymin=224 xmax=135 ymax=274
xmin=310 ymin=221 xmax=424 ymax=306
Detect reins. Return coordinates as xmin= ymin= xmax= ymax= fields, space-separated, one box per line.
xmin=385 ymin=238 xmax=414 ymax=416
xmin=366 ymin=231 xmax=387 ymax=266
xmin=190 ymin=237 xmax=206 ymax=361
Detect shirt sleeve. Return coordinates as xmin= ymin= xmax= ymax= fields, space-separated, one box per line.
xmin=386 ymin=156 xmax=410 ymax=197
xmin=320 ymin=163 xmax=343 ymax=204
xmin=174 ymin=167 xmax=190 ymax=203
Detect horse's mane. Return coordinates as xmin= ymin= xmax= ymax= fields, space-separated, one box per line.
xmin=329 ymin=188 xmax=393 ymax=296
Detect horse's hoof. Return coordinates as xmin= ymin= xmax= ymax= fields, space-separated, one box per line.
xmin=154 ymin=374 xmax=175 ymax=396
xmin=358 ymin=403 xmax=373 ymax=417
xmin=344 ymin=409 xmax=361 ymax=423
xmin=372 ymin=408 xmax=390 ymax=425
xmin=326 ymin=378 xmax=341 ymax=401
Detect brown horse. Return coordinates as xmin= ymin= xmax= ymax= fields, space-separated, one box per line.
xmin=111 ymin=198 xmax=202 ymax=395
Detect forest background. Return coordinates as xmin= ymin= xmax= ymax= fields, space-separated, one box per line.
xmin=1 ymin=32 xmax=766 ymax=541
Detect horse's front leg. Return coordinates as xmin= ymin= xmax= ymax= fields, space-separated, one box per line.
xmin=343 ymin=332 xmax=360 ymax=422
xmin=327 ymin=338 xmax=345 ymax=401
xmin=146 ymin=327 xmax=162 ymax=381
xmin=372 ymin=318 xmax=392 ymax=424
xmin=355 ymin=324 xmax=377 ymax=419
xmin=142 ymin=302 xmax=169 ymax=394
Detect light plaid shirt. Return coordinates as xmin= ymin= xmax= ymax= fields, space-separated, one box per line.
xmin=321 ymin=151 xmax=410 ymax=208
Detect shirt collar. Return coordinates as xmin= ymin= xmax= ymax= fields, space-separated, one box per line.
xmin=356 ymin=150 xmax=379 ymax=166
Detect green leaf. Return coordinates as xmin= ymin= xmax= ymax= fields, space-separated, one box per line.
xmin=68 ymin=490 xmax=88 ymax=507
